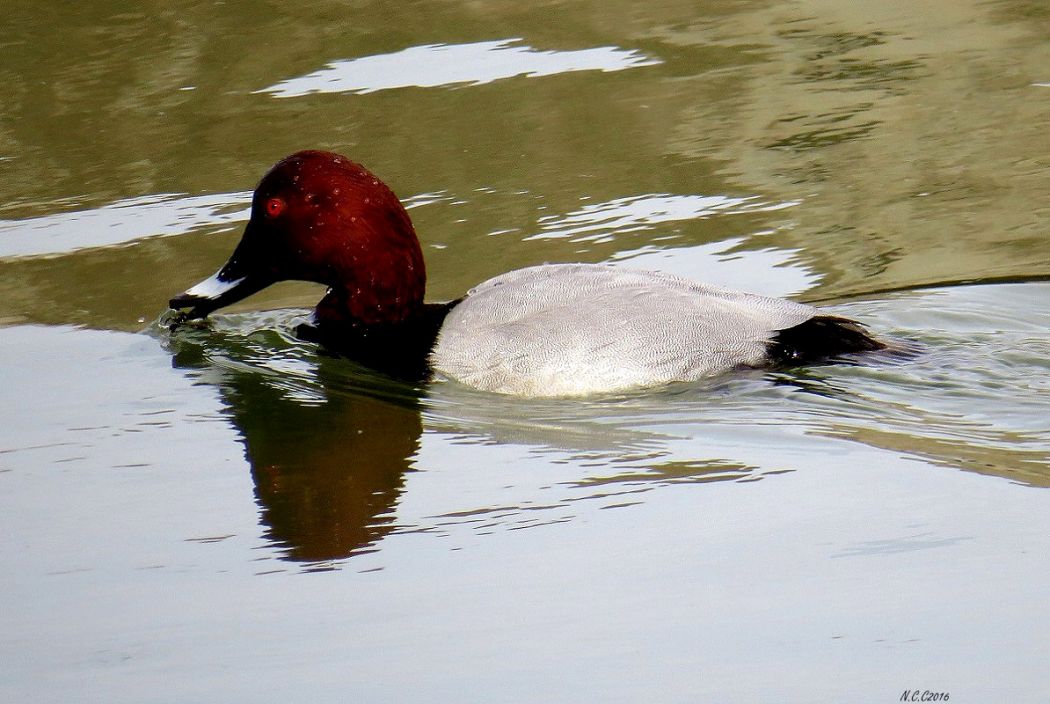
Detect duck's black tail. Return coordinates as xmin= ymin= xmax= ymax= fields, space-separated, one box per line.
xmin=767 ymin=315 xmax=886 ymax=366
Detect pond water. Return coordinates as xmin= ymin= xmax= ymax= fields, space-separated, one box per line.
xmin=2 ymin=1 xmax=1049 ymax=702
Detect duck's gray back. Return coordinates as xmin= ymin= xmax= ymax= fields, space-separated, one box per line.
xmin=430 ymin=263 xmax=816 ymax=396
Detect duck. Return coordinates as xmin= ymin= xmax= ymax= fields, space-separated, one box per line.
xmin=169 ymin=150 xmax=884 ymax=396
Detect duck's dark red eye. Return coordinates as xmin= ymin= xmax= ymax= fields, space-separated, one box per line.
xmin=265 ymin=197 xmax=286 ymax=218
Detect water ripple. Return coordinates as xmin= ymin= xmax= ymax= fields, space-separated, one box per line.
xmin=258 ymin=38 xmax=661 ymax=97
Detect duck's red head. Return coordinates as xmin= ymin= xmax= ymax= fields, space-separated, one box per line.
xmin=170 ymin=151 xmax=426 ymax=326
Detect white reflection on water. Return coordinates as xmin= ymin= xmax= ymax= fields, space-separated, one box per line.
xmin=519 ymin=192 xmax=813 ymax=296
xmin=612 ymin=239 xmax=820 ymax=298
xmin=258 ymin=38 xmax=661 ymax=97
xmin=0 ymin=190 xmax=452 ymax=259
xmin=525 ymin=193 xmax=799 ymax=243
xmin=0 ymin=192 xmax=251 ymax=259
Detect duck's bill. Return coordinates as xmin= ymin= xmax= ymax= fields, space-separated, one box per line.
xmin=168 ymin=258 xmax=273 ymax=321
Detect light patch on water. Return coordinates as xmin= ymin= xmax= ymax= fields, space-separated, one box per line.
xmin=516 ymin=193 xmax=814 ymax=297
xmin=610 ymin=237 xmax=820 ymax=298
xmin=403 ymin=191 xmax=452 ymax=209
xmin=523 ymin=193 xmax=800 ymax=242
xmin=0 ymin=189 xmax=443 ymax=260
xmin=0 ymin=192 xmax=251 ymax=259
xmin=258 ymin=38 xmax=661 ymax=97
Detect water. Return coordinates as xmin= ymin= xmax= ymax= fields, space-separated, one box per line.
xmin=2 ymin=1 xmax=1049 ymax=702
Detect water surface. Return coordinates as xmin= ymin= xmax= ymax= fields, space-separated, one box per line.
xmin=2 ymin=1 xmax=1048 ymax=701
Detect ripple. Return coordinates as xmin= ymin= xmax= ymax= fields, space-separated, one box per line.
xmin=610 ymin=239 xmax=819 ymax=298
xmin=524 ymin=193 xmax=799 ymax=242
xmin=258 ymin=38 xmax=661 ymax=97
xmin=0 ymin=189 xmax=445 ymax=260
xmin=0 ymin=192 xmax=250 ymax=259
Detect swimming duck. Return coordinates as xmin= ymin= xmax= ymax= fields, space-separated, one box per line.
xmin=170 ymin=150 xmax=883 ymax=396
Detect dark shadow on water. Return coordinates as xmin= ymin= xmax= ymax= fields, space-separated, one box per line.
xmin=168 ymin=323 xmax=423 ymax=563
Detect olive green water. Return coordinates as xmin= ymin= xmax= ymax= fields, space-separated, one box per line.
xmin=2 ymin=2 xmax=1048 ymax=702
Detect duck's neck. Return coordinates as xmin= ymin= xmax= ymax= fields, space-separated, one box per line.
xmin=300 ymin=293 xmax=457 ymax=381
xmin=315 ymin=263 xmax=429 ymax=326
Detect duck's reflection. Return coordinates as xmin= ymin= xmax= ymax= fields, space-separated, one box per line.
xmin=169 ymin=325 xmax=422 ymax=562
xmin=167 ymin=316 xmax=916 ymax=565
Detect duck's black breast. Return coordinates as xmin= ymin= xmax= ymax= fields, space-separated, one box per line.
xmin=296 ymin=301 xmax=459 ymax=382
